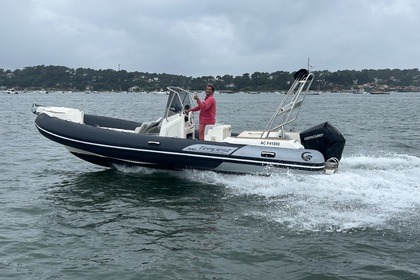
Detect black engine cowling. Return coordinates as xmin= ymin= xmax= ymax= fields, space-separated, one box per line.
xmin=300 ymin=122 xmax=345 ymax=161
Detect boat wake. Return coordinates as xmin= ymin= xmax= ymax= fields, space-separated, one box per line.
xmin=187 ymin=153 xmax=420 ymax=233
xmin=113 ymin=153 xmax=420 ymax=233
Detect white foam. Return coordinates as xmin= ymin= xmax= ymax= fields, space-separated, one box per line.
xmin=204 ymin=153 xmax=420 ymax=232
xmin=114 ymin=164 xmax=160 ymax=175
xmin=114 ymin=154 xmax=420 ymax=232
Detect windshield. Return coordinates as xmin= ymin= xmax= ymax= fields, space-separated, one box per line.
xmin=164 ymin=87 xmax=194 ymax=117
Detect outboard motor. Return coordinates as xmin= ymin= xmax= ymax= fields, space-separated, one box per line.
xmin=300 ymin=122 xmax=346 ymax=173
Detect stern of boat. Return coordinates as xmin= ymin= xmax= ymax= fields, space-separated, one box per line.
xmin=300 ymin=122 xmax=346 ymax=173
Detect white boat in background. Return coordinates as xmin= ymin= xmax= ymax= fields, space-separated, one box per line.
xmin=3 ymin=88 xmax=19 ymax=94
xmin=151 ymin=89 xmax=170 ymax=95
xmin=352 ymin=89 xmax=368 ymax=94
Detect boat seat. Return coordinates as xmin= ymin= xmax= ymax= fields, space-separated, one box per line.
xmin=135 ymin=117 xmax=162 ymax=134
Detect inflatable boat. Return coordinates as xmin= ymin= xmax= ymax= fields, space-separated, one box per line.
xmin=32 ymin=69 xmax=345 ymax=175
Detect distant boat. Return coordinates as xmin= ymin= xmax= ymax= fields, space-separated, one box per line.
xmin=352 ymin=89 xmax=367 ymax=94
xmin=219 ymin=90 xmax=234 ymax=94
xmin=151 ymin=89 xmax=169 ymax=95
xmin=307 ymin=91 xmax=321 ymax=95
xmin=370 ymin=90 xmax=390 ymax=95
xmin=3 ymin=88 xmax=19 ymax=94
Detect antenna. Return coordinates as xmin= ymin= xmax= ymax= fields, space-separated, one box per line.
xmin=307 ymin=57 xmax=315 ymax=72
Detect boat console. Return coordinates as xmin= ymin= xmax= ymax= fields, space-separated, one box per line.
xmin=159 ymin=87 xmax=196 ymax=139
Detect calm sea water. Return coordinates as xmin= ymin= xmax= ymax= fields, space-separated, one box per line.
xmin=1 ymin=91 xmax=419 ymax=280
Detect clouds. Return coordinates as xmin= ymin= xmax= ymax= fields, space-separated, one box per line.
xmin=1 ymin=0 xmax=419 ymax=76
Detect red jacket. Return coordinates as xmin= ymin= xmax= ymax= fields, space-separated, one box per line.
xmin=190 ymin=94 xmax=216 ymax=124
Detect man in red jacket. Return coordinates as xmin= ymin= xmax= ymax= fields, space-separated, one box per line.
xmin=187 ymin=84 xmax=216 ymax=140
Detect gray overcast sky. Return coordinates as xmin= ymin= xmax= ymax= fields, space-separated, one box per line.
xmin=1 ymin=0 xmax=419 ymax=76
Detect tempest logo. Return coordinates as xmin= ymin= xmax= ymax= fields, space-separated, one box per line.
xmin=301 ymin=152 xmax=313 ymax=161
xmin=183 ymin=144 xmax=237 ymax=155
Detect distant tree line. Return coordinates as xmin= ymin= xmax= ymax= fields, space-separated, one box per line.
xmin=1 ymin=65 xmax=419 ymax=92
